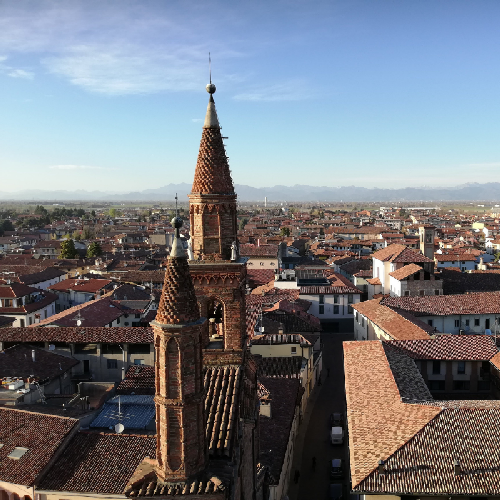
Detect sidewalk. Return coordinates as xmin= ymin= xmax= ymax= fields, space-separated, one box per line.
xmin=285 ymin=378 xmax=324 ymax=500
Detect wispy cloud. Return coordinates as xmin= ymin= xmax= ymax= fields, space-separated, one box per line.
xmin=7 ymin=68 xmax=34 ymax=79
xmin=233 ymin=79 xmax=315 ymax=102
xmin=0 ymin=55 xmax=34 ymax=80
xmin=191 ymin=118 xmax=203 ymax=123
xmin=0 ymin=2 xmax=246 ymax=95
xmin=49 ymin=164 xmax=106 ymax=170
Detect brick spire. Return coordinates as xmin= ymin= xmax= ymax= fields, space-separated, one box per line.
xmin=155 ymin=217 xmax=199 ymax=325
xmin=189 ymin=83 xmax=238 ymax=260
xmin=191 ymin=94 xmax=235 ymax=195
xmin=151 ymin=216 xmax=207 ymax=481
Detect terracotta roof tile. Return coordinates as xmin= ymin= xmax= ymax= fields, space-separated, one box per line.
xmin=352 ymin=298 xmax=432 ymax=340
xmin=382 ymin=292 xmax=500 ymax=316
xmin=0 ymin=408 xmax=78 ymax=486
xmin=389 ymin=263 xmax=423 ymax=281
xmin=387 ymin=335 xmax=498 ymax=360
xmin=38 ymin=432 xmax=156 ymax=494
xmin=343 ymin=341 xmax=441 ymax=488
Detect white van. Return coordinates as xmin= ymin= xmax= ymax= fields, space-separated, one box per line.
xmin=330 ymin=426 xmax=344 ymax=445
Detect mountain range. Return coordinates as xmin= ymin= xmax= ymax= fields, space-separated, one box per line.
xmin=1 ymin=182 xmax=500 ymax=203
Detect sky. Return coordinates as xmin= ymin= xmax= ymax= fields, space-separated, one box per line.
xmin=0 ymin=0 xmax=499 ymax=193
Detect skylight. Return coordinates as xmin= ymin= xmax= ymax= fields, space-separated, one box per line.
xmin=8 ymin=447 xmax=29 ymax=460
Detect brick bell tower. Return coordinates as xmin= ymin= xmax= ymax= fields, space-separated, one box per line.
xmin=188 ymin=81 xmax=237 ymax=261
xmin=188 ymin=82 xmax=248 ymax=358
xmin=150 ymin=216 xmax=207 ymax=482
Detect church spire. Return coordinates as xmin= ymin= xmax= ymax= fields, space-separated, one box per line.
xmin=155 ymin=216 xmax=199 ymax=324
xmin=191 ymin=83 xmax=234 ymax=196
xmin=188 ymin=80 xmax=238 ymax=260
xmin=151 ymin=215 xmax=207 ymax=481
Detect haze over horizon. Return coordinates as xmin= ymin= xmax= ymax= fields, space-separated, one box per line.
xmin=1 ymin=0 xmax=499 ymax=192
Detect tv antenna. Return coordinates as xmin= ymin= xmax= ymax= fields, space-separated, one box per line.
xmin=209 ymin=52 xmax=212 ymax=85
xmin=73 ymin=311 xmax=84 ymax=327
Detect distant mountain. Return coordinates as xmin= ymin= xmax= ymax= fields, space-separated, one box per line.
xmin=1 ymin=182 xmax=500 ymax=203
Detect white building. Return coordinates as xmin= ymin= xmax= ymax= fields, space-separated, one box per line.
xmin=0 ymin=282 xmax=57 ymax=327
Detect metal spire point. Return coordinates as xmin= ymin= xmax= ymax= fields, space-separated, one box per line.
xmin=170 ymin=192 xmax=185 ymax=258
xmin=206 ymin=53 xmax=216 ymax=94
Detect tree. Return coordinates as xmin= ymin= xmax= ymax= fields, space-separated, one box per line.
xmin=238 ymin=218 xmax=249 ymax=231
xmin=280 ymin=226 xmax=291 ymax=237
xmin=109 ymin=208 xmax=118 ymax=218
xmin=60 ymin=239 xmax=78 ymax=259
xmin=34 ymin=205 xmax=48 ymax=216
xmin=0 ymin=220 xmax=15 ymax=232
xmin=494 ymin=252 xmax=500 ymax=263
xmin=86 ymin=241 xmax=103 ymax=258
xmin=91 ymin=210 xmax=96 ymax=217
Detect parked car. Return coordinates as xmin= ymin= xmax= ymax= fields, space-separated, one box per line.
xmin=330 ymin=458 xmax=344 ymax=480
xmin=330 ymin=412 xmax=343 ymax=428
xmin=330 ymin=426 xmax=344 ymax=445
xmin=329 ymin=483 xmax=343 ymax=500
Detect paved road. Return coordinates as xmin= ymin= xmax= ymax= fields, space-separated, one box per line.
xmin=287 ymin=333 xmax=353 ymax=500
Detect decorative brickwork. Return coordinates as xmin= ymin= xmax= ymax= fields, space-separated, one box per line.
xmin=189 ymin=93 xmax=237 ymax=261
xmin=149 ymin=224 xmax=207 ymax=482
xmin=155 ymin=257 xmax=200 ymax=325
xmin=190 ymin=262 xmax=247 ymax=351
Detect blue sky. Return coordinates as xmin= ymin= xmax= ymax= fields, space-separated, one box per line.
xmin=0 ymin=0 xmax=499 ymax=193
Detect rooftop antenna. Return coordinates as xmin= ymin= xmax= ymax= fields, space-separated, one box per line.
xmin=209 ymin=52 xmax=212 ymax=85
xmin=175 ymin=192 xmax=179 ymax=218
xmin=74 ymin=311 xmax=84 ymax=327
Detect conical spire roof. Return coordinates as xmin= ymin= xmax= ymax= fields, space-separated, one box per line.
xmin=154 ymin=218 xmax=200 ymax=325
xmin=191 ymin=91 xmax=235 ymax=195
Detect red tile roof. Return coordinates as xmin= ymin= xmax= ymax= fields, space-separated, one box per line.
xmin=382 ymin=292 xmax=500 ymax=316
xmin=387 ymin=335 xmax=498 ymax=360
xmin=0 ymin=326 xmax=153 ymax=343
xmin=343 ymin=341 xmax=441 ymax=488
xmin=0 ymin=408 xmax=78 ymax=486
xmin=352 ymin=298 xmax=432 ymax=340
xmin=0 ymin=344 xmax=79 ymax=380
xmin=38 ymin=432 xmax=156 ymax=494
xmin=48 ymin=278 xmax=112 ymax=293
xmin=259 ymin=377 xmax=300 ymax=484
xmin=372 ymin=244 xmax=432 ymax=263
xmin=389 ymin=263 xmax=423 ymax=281
xmin=35 ymin=297 xmax=125 ymax=327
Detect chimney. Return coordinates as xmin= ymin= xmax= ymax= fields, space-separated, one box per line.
xmin=454 ymin=459 xmax=461 ymax=476
xmin=32 ymin=349 xmax=36 ymax=362
xmin=378 ymin=459 xmax=385 ymax=474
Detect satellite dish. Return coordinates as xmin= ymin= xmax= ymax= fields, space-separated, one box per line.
xmin=76 ymin=320 xmax=82 ymax=326
xmin=115 ymin=423 xmax=125 ymax=434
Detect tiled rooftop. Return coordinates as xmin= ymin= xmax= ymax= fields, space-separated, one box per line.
xmin=345 ymin=340 xmax=500 ymax=495
xmin=38 ymin=432 xmax=156 ymax=494
xmin=343 ymin=341 xmax=441 ymax=488
xmin=352 ymin=298 xmax=432 ymax=340
xmin=0 ymin=408 xmax=78 ymax=486
xmin=382 ymin=291 xmax=500 ymax=316
xmin=387 ymin=335 xmax=498 ymax=360
xmin=0 ymin=326 xmax=153 ymax=343
xmin=389 ymin=263 xmax=423 ymax=281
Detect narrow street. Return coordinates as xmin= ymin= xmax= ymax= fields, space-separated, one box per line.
xmin=287 ymin=333 xmax=353 ymax=500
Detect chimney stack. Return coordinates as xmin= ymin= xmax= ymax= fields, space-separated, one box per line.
xmin=454 ymin=459 xmax=461 ymax=476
